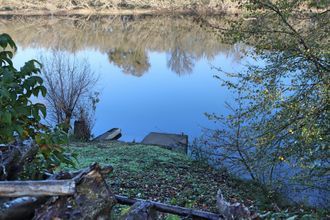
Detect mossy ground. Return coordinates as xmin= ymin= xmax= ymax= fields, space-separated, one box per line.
xmin=64 ymin=141 xmax=274 ymax=214
xmin=63 ymin=141 xmax=328 ymax=218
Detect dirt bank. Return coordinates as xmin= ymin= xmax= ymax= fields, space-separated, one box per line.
xmin=0 ymin=0 xmax=241 ymax=16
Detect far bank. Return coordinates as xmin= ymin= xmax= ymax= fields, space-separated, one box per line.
xmin=0 ymin=0 xmax=242 ymax=16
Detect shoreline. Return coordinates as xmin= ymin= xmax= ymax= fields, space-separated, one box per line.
xmin=0 ymin=8 xmax=240 ymax=17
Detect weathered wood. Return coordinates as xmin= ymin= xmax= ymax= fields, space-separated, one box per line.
xmin=0 ymin=180 xmax=75 ymax=197
xmin=0 ymin=196 xmax=49 ymax=220
xmin=115 ymin=195 xmax=222 ymax=220
xmin=33 ymin=163 xmax=116 ymax=220
xmin=0 ymin=164 xmax=114 ymax=220
xmin=46 ymin=163 xmax=113 ymax=181
xmin=216 ymin=190 xmax=255 ymax=220
xmin=74 ymin=119 xmax=91 ymax=140
xmin=121 ymin=201 xmax=158 ymax=220
xmin=0 ymin=142 xmax=38 ymax=180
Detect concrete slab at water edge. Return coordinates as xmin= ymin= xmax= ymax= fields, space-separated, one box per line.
xmin=93 ymin=128 xmax=122 ymax=141
xmin=141 ymin=132 xmax=188 ymax=154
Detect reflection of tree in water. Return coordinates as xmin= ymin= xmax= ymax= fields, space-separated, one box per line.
xmin=0 ymin=15 xmax=246 ymax=76
xmin=167 ymin=47 xmax=196 ymax=75
xmin=108 ymin=48 xmax=150 ymax=77
xmin=120 ymin=15 xmax=135 ymax=30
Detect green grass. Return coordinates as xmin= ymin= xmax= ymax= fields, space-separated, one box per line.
xmin=64 ymin=141 xmax=274 ymax=214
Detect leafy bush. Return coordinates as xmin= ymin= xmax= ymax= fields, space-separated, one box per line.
xmin=0 ymin=33 xmax=46 ymax=143
xmin=0 ymin=33 xmax=75 ymax=177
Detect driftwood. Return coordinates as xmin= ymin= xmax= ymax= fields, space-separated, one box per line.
xmin=121 ymin=201 xmax=158 ymax=220
xmin=0 ymin=163 xmax=115 ymax=220
xmin=115 ymin=195 xmax=222 ymax=220
xmin=0 ymin=141 xmax=38 ymax=180
xmin=33 ymin=163 xmax=116 ymax=220
xmin=0 ymin=180 xmax=75 ymax=197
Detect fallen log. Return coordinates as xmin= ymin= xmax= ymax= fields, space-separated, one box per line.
xmin=0 ymin=163 xmax=115 ymax=220
xmin=115 ymin=195 xmax=223 ymax=220
xmin=33 ymin=163 xmax=116 ymax=220
xmin=0 ymin=180 xmax=75 ymax=197
xmin=0 ymin=196 xmax=49 ymax=220
xmin=121 ymin=201 xmax=158 ymax=220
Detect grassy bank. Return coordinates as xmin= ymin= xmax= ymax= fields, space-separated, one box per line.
xmin=64 ymin=142 xmax=328 ymax=218
xmin=65 ymin=141 xmax=283 ymax=214
xmin=0 ymin=0 xmax=239 ymax=15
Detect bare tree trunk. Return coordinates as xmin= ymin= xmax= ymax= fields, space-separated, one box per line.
xmin=63 ymin=111 xmax=72 ymax=132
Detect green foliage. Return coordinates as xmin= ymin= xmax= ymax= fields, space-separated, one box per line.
xmin=259 ymin=208 xmax=328 ymax=220
xmin=165 ymin=214 xmax=181 ymax=220
xmin=0 ymin=33 xmax=75 ymax=177
xmin=209 ymin=0 xmax=329 ymax=199
xmin=0 ymin=33 xmax=46 ymax=143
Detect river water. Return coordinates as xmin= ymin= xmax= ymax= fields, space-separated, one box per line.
xmin=1 ymin=15 xmax=328 ymax=208
xmin=1 ymin=15 xmax=249 ymax=142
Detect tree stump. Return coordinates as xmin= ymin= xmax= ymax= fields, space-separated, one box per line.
xmin=33 ymin=164 xmax=116 ymax=220
xmin=73 ymin=120 xmax=90 ymax=141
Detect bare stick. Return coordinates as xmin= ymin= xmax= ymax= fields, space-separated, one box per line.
xmin=115 ymin=195 xmax=222 ymax=220
xmin=122 ymin=201 xmax=158 ymax=220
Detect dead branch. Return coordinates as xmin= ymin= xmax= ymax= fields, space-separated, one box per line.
xmin=0 ymin=180 xmax=75 ymax=197
xmin=115 ymin=195 xmax=222 ymax=220
xmin=0 ymin=142 xmax=38 ymax=180
xmin=216 ymin=190 xmax=255 ymax=220
xmin=121 ymin=201 xmax=158 ymax=220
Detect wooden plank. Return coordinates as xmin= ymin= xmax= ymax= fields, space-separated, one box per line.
xmin=0 ymin=180 xmax=75 ymax=197
xmin=115 ymin=195 xmax=222 ymax=220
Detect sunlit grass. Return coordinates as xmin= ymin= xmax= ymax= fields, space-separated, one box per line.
xmin=64 ymin=141 xmax=276 ymax=213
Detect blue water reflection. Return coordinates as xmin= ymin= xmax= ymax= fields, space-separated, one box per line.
xmin=7 ymin=16 xmax=249 ymax=142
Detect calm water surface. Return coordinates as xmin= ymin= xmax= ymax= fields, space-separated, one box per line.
xmin=2 ymin=15 xmax=328 ymax=207
xmin=2 ymin=15 xmax=250 ymax=141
